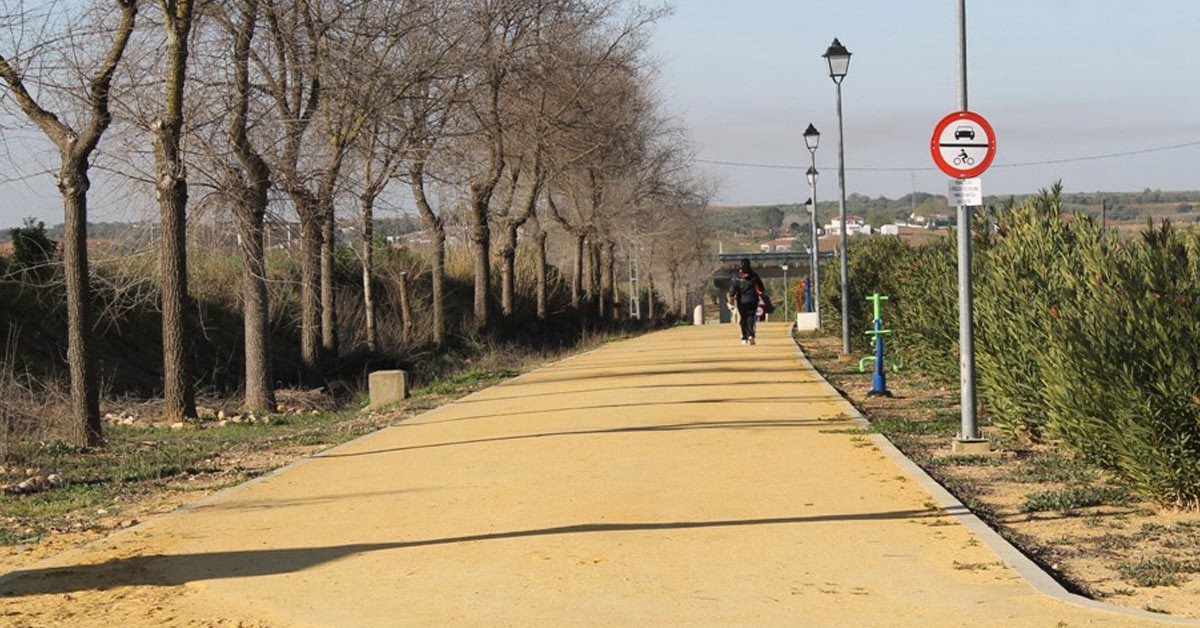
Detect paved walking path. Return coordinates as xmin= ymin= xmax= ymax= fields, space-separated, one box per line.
xmin=0 ymin=323 xmax=1189 ymax=626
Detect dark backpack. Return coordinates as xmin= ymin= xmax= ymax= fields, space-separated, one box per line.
xmin=731 ymin=272 xmax=759 ymax=306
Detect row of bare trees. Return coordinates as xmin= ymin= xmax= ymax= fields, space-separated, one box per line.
xmin=0 ymin=0 xmax=715 ymax=447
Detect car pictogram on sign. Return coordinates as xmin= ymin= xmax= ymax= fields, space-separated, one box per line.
xmin=931 ymin=111 xmax=996 ymax=179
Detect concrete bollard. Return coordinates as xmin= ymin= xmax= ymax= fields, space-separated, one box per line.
xmin=369 ymin=370 xmax=409 ymax=407
xmin=693 ymin=304 xmax=704 ymax=325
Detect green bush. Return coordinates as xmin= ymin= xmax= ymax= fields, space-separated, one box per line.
xmin=1041 ymin=220 xmax=1200 ymax=507
xmin=819 ymin=234 xmax=909 ymax=353
xmin=890 ymin=236 xmax=958 ymax=382
xmin=973 ymin=185 xmax=1103 ymax=440
xmin=9 ymin=218 xmax=56 ymax=272
xmin=840 ymin=182 xmax=1200 ymax=508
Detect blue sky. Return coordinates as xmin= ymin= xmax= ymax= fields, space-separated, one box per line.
xmin=652 ymin=0 xmax=1200 ymax=206
xmin=2 ymin=1 xmax=1199 ymax=229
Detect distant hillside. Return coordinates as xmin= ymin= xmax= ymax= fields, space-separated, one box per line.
xmin=711 ymin=192 xmax=948 ymax=238
xmin=713 ymin=188 xmax=1200 ymax=238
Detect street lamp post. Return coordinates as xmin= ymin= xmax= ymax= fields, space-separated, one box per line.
xmin=804 ymin=195 xmax=816 ymax=315
xmin=804 ymin=124 xmax=820 ymax=330
xmin=780 ymin=263 xmax=790 ymax=324
xmin=823 ymin=37 xmax=852 ymax=357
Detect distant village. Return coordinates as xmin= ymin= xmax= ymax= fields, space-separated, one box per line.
xmin=757 ymin=212 xmax=953 ymax=253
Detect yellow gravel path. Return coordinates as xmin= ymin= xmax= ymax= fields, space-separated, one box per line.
xmin=0 ymin=323 xmax=1184 ymax=626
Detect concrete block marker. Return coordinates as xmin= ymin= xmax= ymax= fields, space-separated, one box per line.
xmin=795 ymin=312 xmax=819 ymax=330
xmin=368 ymin=369 xmax=409 ymax=407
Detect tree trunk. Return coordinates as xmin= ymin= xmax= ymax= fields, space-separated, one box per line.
xmin=534 ymin=226 xmax=548 ymax=321
xmin=431 ymin=231 xmax=446 ymax=345
xmin=410 ymin=168 xmax=445 ymax=345
xmin=298 ymin=210 xmax=322 ymax=384
xmin=571 ymin=233 xmax=585 ymax=309
xmin=647 ymin=273 xmax=656 ymax=320
xmin=584 ymin=238 xmax=597 ymax=303
xmin=398 ymin=271 xmax=412 ymax=343
xmin=154 ymin=1 xmax=197 ymax=421
xmin=59 ymin=162 xmax=100 ymax=446
xmin=155 ymin=132 xmax=195 ymax=421
xmin=229 ymin=0 xmax=274 ymax=413
xmin=668 ymin=271 xmax=678 ymax=317
xmin=320 ymin=206 xmax=338 ymax=357
xmin=608 ymin=242 xmax=619 ymax=317
xmin=469 ymin=192 xmax=491 ymax=331
xmin=237 ymin=207 xmax=275 ymax=412
xmin=499 ymin=223 xmax=518 ymax=317
xmin=599 ymin=241 xmax=614 ymax=319
xmin=360 ymin=196 xmax=376 ymax=353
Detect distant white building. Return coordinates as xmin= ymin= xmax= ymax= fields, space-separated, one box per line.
xmin=880 ymin=224 xmax=900 ymax=236
xmin=826 ymin=215 xmax=870 ymax=236
xmin=759 ymin=238 xmax=797 ymax=252
xmin=908 ymin=213 xmax=951 ymax=229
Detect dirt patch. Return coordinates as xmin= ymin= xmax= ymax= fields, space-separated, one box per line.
xmin=797 ymin=332 xmax=1200 ymax=619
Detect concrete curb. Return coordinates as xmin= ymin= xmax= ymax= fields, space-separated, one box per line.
xmin=788 ymin=330 xmax=1200 ymax=626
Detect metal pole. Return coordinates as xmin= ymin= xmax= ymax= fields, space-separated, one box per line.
xmin=836 ymin=81 xmax=850 ymax=356
xmin=809 ymin=156 xmax=821 ymax=330
xmin=956 ymin=0 xmax=980 ymax=443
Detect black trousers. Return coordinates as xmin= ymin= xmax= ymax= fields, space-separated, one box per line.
xmin=737 ymin=303 xmax=758 ymax=340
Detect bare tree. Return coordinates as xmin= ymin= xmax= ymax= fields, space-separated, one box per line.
xmin=393 ymin=3 xmax=466 ymax=347
xmin=224 ymin=0 xmax=276 ymax=411
xmin=339 ymin=1 xmax=444 ymax=352
xmin=253 ymin=0 xmax=324 ymax=382
xmin=0 ymin=0 xmax=139 ymax=445
xmin=153 ymin=0 xmax=197 ymax=421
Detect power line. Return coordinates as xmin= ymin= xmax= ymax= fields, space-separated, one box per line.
xmin=693 ymin=138 xmax=1200 ymax=173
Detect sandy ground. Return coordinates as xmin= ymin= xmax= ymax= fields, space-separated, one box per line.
xmin=0 ymin=323 xmax=1187 ymax=626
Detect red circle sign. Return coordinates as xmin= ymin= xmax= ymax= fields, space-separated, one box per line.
xmin=930 ymin=110 xmax=996 ymax=179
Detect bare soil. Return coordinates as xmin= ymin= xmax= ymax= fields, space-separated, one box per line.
xmin=797 ymin=332 xmax=1200 ymax=619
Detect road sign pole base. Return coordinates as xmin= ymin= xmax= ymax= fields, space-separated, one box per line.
xmin=950 ymin=438 xmax=991 ymax=455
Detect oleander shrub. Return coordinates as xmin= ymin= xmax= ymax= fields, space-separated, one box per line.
xmin=819 ymin=234 xmax=910 ymax=353
xmin=973 ymin=185 xmax=1104 ymax=440
xmin=1041 ymin=220 xmax=1200 ymax=508
xmin=889 ymin=235 xmax=958 ymax=382
xmin=841 ymin=182 xmax=1200 ymax=508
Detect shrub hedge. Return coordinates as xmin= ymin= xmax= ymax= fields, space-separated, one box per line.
xmin=841 ymin=183 xmax=1200 ymax=508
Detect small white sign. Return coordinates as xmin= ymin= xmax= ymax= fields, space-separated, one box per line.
xmin=948 ymin=178 xmax=982 ymax=206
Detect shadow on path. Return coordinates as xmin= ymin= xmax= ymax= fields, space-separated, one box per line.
xmin=408 ymin=396 xmax=841 ymax=427
xmin=317 ymin=418 xmax=848 ymax=459
xmin=0 ymin=507 xmax=967 ymax=597
xmin=438 ymin=378 xmax=824 ymax=406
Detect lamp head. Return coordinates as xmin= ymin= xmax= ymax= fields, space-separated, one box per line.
xmin=823 ymin=38 xmax=851 ymax=83
xmin=803 ymin=123 xmax=820 ymax=152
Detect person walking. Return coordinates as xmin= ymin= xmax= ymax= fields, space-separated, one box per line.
xmin=728 ymin=258 xmax=766 ymax=345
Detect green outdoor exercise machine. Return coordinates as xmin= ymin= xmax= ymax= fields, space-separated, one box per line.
xmin=858 ymin=293 xmax=900 ymax=398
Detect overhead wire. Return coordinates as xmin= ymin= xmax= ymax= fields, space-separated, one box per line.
xmin=692 ymin=139 xmax=1200 ymax=172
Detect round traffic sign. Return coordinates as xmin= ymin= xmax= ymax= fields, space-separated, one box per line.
xmin=930 ymin=110 xmax=996 ymax=179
